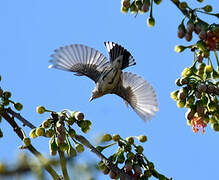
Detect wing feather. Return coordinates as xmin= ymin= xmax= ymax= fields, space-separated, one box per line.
xmin=49 ymin=44 xmax=109 ymax=82
xmin=114 ymin=72 xmax=158 ymax=121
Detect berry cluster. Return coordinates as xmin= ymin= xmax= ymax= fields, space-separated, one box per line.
xmin=171 ymin=60 xmax=219 ymax=133
xmin=120 ymin=0 xmax=162 ymax=27
xmin=172 ymin=1 xmax=219 ymax=133
xmin=0 ymin=76 xmax=23 ymax=138
xmin=97 ymin=134 xmax=169 ymax=180
xmin=30 ymin=107 xmax=91 ymax=156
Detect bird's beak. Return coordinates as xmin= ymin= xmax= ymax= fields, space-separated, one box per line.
xmin=89 ymin=97 xmax=94 ymax=102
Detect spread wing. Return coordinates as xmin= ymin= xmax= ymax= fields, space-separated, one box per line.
xmin=104 ymin=41 xmax=136 ymax=70
xmin=49 ymin=44 xmax=109 ymax=82
xmin=114 ymin=72 xmax=158 ymax=121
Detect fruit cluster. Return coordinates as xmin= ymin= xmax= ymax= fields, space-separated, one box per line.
xmin=120 ymin=0 xmax=162 ymax=27
xmin=30 ymin=107 xmax=91 ymax=156
xmin=178 ymin=18 xmax=219 ymax=52
xmin=0 ymin=75 xmax=23 ymax=138
xmin=172 ymin=1 xmax=219 ymax=133
xmin=171 ymin=60 xmax=219 ymax=133
xmin=97 ymin=134 xmax=169 ymax=180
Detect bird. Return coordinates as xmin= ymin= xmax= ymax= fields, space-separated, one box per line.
xmin=49 ymin=41 xmax=158 ymax=121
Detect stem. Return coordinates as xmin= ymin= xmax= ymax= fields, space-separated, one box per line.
xmin=58 ymin=150 xmax=70 ymax=180
xmin=1 ymin=110 xmax=60 ymax=180
xmin=214 ymin=50 xmax=219 ymax=67
xmin=196 ymin=10 xmax=219 ymax=18
xmin=170 ymin=0 xmax=209 ymax=26
xmin=150 ymin=0 xmax=154 ymax=17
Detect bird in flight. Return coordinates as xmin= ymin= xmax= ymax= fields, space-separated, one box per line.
xmin=49 ymin=42 xmax=158 ymax=121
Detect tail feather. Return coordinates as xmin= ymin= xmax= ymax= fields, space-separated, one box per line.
xmin=104 ymin=41 xmax=136 ymax=70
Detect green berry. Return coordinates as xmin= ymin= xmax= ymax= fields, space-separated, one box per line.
xmin=174 ymin=45 xmax=186 ymax=53
xmin=68 ymin=128 xmax=76 ymax=138
xmin=23 ymin=137 xmax=31 ymax=146
xmin=29 ymin=129 xmax=37 ymax=138
xmin=130 ymin=2 xmax=138 ymax=14
xmin=204 ymin=65 xmax=213 ymax=74
xmin=135 ymin=0 xmax=143 ymax=9
xmin=138 ymin=135 xmax=147 ymax=142
xmin=147 ymin=16 xmax=155 ymax=27
xmin=74 ymin=111 xmax=84 ymax=121
xmin=101 ymin=134 xmax=112 ymax=142
xmin=14 ymin=103 xmax=23 ymax=111
xmin=3 ymin=91 xmax=11 ymax=99
xmin=181 ymin=67 xmax=192 ymax=78
xmin=45 ymin=129 xmax=54 ymax=138
xmin=126 ymin=136 xmax=134 ymax=144
xmin=75 ymin=144 xmax=84 ymax=153
xmin=67 ymin=146 xmax=77 ymax=157
xmin=2 ymin=99 xmax=9 ymax=106
xmin=136 ymin=145 xmax=144 ymax=154
xmin=154 ymin=0 xmax=162 ymax=5
xmin=36 ymin=106 xmax=46 ymax=114
xmin=67 ymin=117 xmax=76 ymax=125
xmin=170 ymin=90 xmax=179 ymax=101
xmin=35 ymin=127 xmax=45 ymax=136
xmin=42 ymin=119 xmax=51 ymax=128
xmin=81 ymin=126 xmax=90 ymax=134
xmin=179 ymin=2 xmax=188 ymax=10
xmin=175 ymin=78 xmax=182 ymax=86
xmin=117 ymin=152 xmax=125 ymax=164
xmin=203 ymin=5 xmax=212 ymax=12
xmin=177 ymin=100 xmax=186 ymax=108
xmin=112 ymin=134 xmax=120 ymax=141
xmin=213 ymin=123 xmax=219 ymax=131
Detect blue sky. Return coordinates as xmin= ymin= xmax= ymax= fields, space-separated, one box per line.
xmin=0 ymin=0 xmax=219 ymax=180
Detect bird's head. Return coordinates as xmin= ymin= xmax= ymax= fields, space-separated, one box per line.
xmin=89 ymin=89 xmax=102 ymax=102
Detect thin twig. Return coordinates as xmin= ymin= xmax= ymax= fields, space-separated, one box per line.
xmin=6 ymin=107 xmax=36 ymax=129
xmin=170 ymin=0 xmax=208 ymax=25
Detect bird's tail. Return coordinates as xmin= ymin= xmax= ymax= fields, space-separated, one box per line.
xmin=104 ymin=42 xmax=136 ymax=70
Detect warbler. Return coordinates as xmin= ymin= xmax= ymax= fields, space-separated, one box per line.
xmin=49 ymin=42 xmax=158 ymax=121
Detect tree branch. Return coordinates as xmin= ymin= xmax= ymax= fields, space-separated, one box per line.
xmin=75 ymin=134 xmax=133 ymax=180
xmin=1 ymin=110 xmax=61 ymax=180
xmin=4 ymin=108 xmax=133 ymax=180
